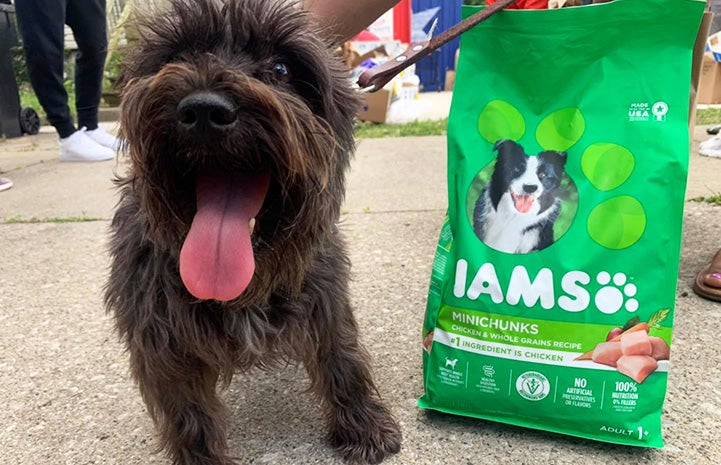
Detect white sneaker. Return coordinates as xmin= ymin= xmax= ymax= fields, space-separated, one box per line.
xmin=0 ymin=176 xmax=12 ymax=192
xmin=700 ymin=135 xmax=721 ymax=158
xmin=85 ymin=126 xmax=121 ymax=150
xmin=59 ymin=129 xmax=114 ymax=162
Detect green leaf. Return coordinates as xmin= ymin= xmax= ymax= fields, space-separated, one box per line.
xmin=648 ymin=309 xmax=670 ymax=328
xmin=622 ymin=316 xmax=641 ymax=332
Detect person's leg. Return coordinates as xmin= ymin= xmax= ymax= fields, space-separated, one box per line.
xmin=692 ymin=9 xmax=721 ymax=301
xmin=66 ymin=0 xmax=107 ymax=131
xmin=65 ymin=0 xmax=119 ymax=150
xmin=14 ymin=0 xmax=76 ymax=138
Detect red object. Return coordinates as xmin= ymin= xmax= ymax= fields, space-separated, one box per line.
xmin=353 ymin=29 xmax=382 ymax=41
xmin=392 ymin=0 xmax=411 ymax=44
xmin=486 ymin=0 xmax=548 ymax=9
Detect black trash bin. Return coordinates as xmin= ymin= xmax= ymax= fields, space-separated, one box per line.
xmin=0 ymin=2 xmax=39 ymax=138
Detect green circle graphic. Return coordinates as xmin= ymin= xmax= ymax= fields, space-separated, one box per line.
xmin=477 ymin=100 xmax=525 ymax=144
xmin=587 ymin=196 xmax=646 ymax=249
xmin=581 ymin=143 xmax=635 ymax=191
xmin=536 ymin=108 xmax=585 ymax=152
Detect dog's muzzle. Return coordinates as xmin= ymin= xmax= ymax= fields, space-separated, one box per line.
xmin=177 ymin=91 xmax=237 ymax=134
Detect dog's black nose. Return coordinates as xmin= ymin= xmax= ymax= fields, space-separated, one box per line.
xmin=177 ymin=92 xmax=237 ymax=133
xmin=522 ymin=184 xmax=538 ymax=194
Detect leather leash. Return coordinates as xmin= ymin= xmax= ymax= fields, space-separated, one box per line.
xmin=357 ymin=0 xmax=518 ymax=92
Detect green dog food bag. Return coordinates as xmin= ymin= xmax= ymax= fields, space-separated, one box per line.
xmin=419 ymin=0 xmax=704 ymax=447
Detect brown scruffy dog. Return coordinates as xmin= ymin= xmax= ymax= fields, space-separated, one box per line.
xmin=104 ymin=0 xmax=402 ymax=464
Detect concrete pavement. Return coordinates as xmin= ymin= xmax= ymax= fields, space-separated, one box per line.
xmin=2 ymin=96 xmax=721 ymax=464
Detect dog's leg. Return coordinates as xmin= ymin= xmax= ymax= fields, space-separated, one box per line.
xmin=306 ymin=311 xmax=402 ymax=464
xmin=302 ymin=257 xmax=402 ymax=464
xmin=129 ymin=345 xmax=233 ymax=465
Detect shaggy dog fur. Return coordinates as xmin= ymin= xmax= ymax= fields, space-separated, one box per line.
xmin=104 ymin=1 xmax=402 ymax=464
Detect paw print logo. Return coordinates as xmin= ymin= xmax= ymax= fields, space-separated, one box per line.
xmin=476 ymin=101 xmax=647 ymax=249
xmin=594 ymin=271 xmax=639 ymax=314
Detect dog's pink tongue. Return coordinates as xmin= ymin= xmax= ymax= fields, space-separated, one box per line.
xmin=514 ymin=194 xmax=534 ymax=214
xmin=180 ymin=171 xmax=269 ymax=302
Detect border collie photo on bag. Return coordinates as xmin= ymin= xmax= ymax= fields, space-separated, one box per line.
xmin=471 ymin=140 xmax=569 ymax=254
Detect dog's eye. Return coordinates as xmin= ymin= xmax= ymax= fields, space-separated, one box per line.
xmin=538 ymin=172 xmax=547 ymax=179
xmin=513 ymin=167 xmax=521 ymax=174
xmin=272 ymin=62 xmax=292 ymax=83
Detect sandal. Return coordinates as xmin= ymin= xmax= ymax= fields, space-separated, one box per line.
xmin=693 ymin=249 xmax=721 ymax=302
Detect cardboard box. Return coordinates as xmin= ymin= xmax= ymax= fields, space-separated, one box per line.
xmin=445 ymin=70 xmax=456 ymax=92
xmin=342 ymin=42 xmax=388 ymax=69
xmin=708 ymin=32 xmax=721 ymax=62
xmin=358 ymin=89 xmax=392 ymax=123
xmin=698 ymin=52 xmax=721 ymax=104
xmin=346 ymin=44 xmax=390 ymax=69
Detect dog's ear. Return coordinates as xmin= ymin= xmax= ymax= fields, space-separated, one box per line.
xmin=494 ymin=139 xmax=525 ymax=157
xmin=539 ymin=150 xmax=567 ymax=168
xmin=494 ymin=139 xmax=511 ymax=152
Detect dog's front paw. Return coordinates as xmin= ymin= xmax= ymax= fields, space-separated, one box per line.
xmin=328 ymin=398 xmax=402 ymax=464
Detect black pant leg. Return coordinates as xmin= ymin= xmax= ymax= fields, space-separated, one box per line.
xmin=66 ymin=0 xmax=107 ymax=131
xmin=15 ymin=0 xmax=76 ymax=138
